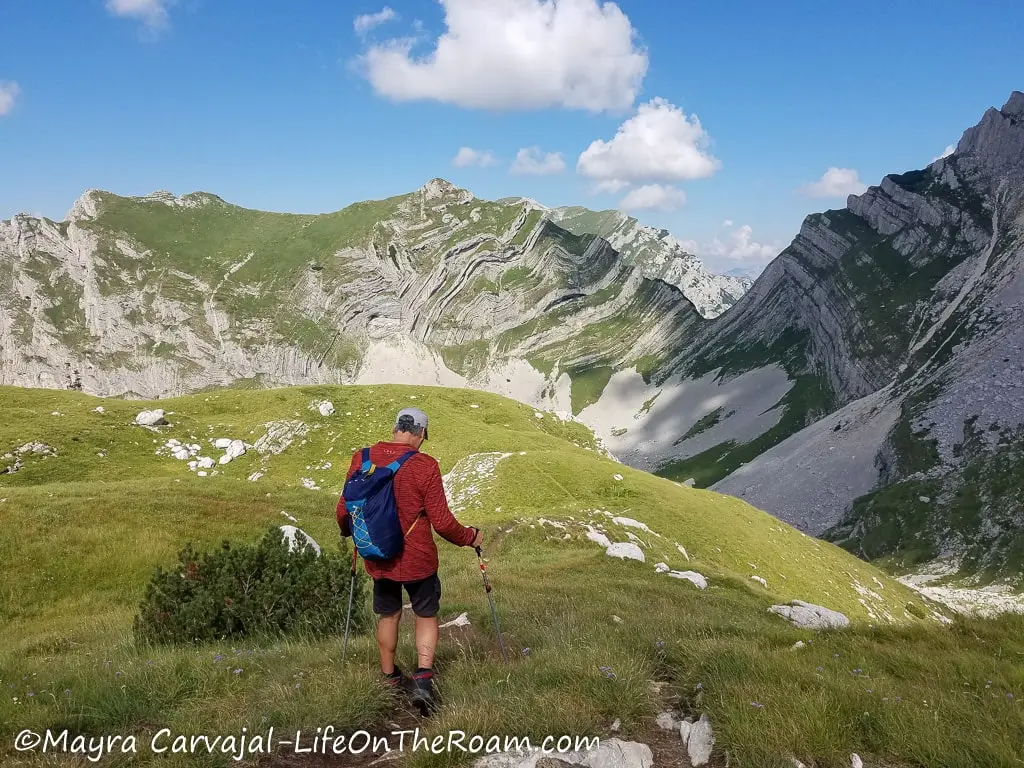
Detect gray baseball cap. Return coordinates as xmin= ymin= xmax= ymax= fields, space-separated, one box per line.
xmin=395 ymin=407 xmax=429 ymax=439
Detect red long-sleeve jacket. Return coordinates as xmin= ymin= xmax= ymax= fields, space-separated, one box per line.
xmin=336 ymin=442 xmax=477 ymax=582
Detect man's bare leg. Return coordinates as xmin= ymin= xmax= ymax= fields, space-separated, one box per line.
xmin=377 ymin=611 xmax=401 ymax=674
xmin=415 ymin=616 xmax=439 ymax=670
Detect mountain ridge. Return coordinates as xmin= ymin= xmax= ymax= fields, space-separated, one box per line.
xmin=2 ymin=91 xmax=1023 ymax=587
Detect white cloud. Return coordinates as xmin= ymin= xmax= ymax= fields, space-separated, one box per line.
xmin=452 ymin=147 xmax=498 ymax=168
xmin=800 ymin=167 xmax=868 ymax=198
xmin=106 ymin=0 xmax=171 ymax=28
xmin=577 ymin=98 xmax=720 ymax=190
xmin=931 ymin=144 xmax=955 ymax=163
xmin=354 ymin=7 xmax=398 ymax=34
xmin=619 ymin=184 xmax=686 ymax=212
xmin=510 ymin=147 xmax=566 ymax=176
xmin=684 ymin=223 xmax=781 ymax=267
xmin=0 ymin=82 xmax=20 ymax=116
xmin=359 ymin=0 xmax=648 ymax=112
xmin=722 ymin=218 xmax=733 ymax=227
xmin=593 ymin=179 xmax=630 ymax=194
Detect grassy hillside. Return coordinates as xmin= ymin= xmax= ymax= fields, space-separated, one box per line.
xmin=2 ymin=385 xmax=1022 ymax=767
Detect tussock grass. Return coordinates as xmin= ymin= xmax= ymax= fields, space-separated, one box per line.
xmin=2 ymin=384 xmax=1021 ymax=766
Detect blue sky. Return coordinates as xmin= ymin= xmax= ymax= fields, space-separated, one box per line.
xmin=0 ymin=0 xmax=1021 ymax=272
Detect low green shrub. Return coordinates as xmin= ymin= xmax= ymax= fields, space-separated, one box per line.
xmin=133 ymin=526 xmax=365 ymax=644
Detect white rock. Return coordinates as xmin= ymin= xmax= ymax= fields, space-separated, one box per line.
xmin=613 ymin=473 xmax=624 ymax=481
xmin=792 ymin=640 xmax=807 ymax=650
xmin=301 ymin=477 xmax=321 ymax=490
xmin=472 ymin=737 xmax=652 ymax=768
xmin=612 ymin=516 xmax=652 ymax=533
xmin=792 ymin=760 xmax=807 ymax=768
xmin=172 ymin=447 xmax=191 ymax=461
xmin=248 ymin=471 xmax=265 ymax=482
xmin=280 ymin=525 xmax=321 ymax=556
xmin=93 ymin=406 xmax=105 ymax=413
xmin=655 ymin=711 xmax=676 ymax=730
xmin=214 ymin=438 xmax=232 ymax=449
xmin=610 ymin=719 xmax=620 ymax=732
xmin=197 ymin=471 xmax=208 ymax=477
xmin=687 ymin=714 xmax=714 ymax=766
xmin=318 ymin=401 xmax=335 ymax=417
xmin=612 ymin=615 xmax=622 ymax=623
xmin=769 ymin=601 xmax=850 ymax=630
xmin=439 ymin=612 xmax=471 ymax=629
xmin=187 ymin=461 xmax=198 ymax=470
xmin=679 ymin=719 xmax=692 ymax=747
xmin=218 ymin=454 xmax=233 ymax=465
xmin=851 ymin=755 xmax=863 ymax=768
xmin=676 ymin=543 xmax=690 ymax=560
xmin=606 ymin=542 xmax=645 ymax=562
xmin=135 ymin=409 xmax=167 ymax=426
xmin=668 ymin=570 xmax=708 ymax=589
xmin=197 ymin=457 xmax=215 ymax=469
xmin=683 ymin=478 xmax=696 ymax=487
xmin=280 ymin=510 xmax=298 ymax=522
xmin=226 ymin=439 xmax=246 ymax=459
xmin=585 ymin=526 xmax=612 ymax=548
xmin=534 ymin=412 xmax=544 ymax=419
xmin=470 ymin=404 xmax=480 ymax=409
xmin=654 ymin=562 xmax=670 ymax=573
xmin=919 ymin=496 xmax=931 ymax=503
xmin=751 ymin=575 xmax=768 ymax=588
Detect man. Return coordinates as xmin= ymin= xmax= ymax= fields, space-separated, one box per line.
xmin=336 ymin=406 xmax=482 ymax=711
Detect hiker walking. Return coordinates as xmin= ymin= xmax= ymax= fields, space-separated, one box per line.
xmin=336 ymin=407 xmax=482 ymax=712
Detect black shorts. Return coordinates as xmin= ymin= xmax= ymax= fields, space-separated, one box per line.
xmin=373 ymin=573 xmax=442 ymax=618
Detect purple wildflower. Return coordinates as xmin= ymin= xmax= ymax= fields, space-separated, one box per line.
xmin=28 ymin=692 xmax=35 ymax=698
xmin=599 ymin=666 xmax=616 ymax=679
xmin=751 ymin=702 xmax=763 ymax=709
xmin=522 ymin=648 xmax=531 ymax=655
xmin=695 ymin=682 xmax=703 ymax=690
xmin=233 ymin=668 xmax=243 ymax=675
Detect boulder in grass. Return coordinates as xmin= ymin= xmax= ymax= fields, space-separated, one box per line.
xmin=769 ymin=601 xmax=850 ymax=630
xmin=135 ymin=409 xmax=168 ymax=427
xmin=279 ymin=525 xmax=321 ymax=556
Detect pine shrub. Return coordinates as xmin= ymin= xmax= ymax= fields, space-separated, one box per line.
xmin=133 ymin=526 xmax=366 ymax=644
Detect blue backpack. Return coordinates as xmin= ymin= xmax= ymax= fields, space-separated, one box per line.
xmin=343 ymin=448 xmax=418 ymax=561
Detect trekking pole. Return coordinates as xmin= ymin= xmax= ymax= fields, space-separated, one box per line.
xmin=475 ymin=546 xmax=509 ymax=664
xmin=342 ymin=544 xmax=359 ymax=667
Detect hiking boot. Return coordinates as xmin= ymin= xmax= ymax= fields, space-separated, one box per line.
xmin=409 ymin=668 xmax=436 ymax=715
xmin=381 ymin=667 xmax=405 ymax=690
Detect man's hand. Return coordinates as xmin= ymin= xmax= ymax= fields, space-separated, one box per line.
xmin=470 ymin=527 xmax=484 ymax=548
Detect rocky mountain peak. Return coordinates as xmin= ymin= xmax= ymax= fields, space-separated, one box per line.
xmin=66 ymin=189 xmax=104 ymax=222
xmin=419 ymin=177 xmax=473 ymax=204
xmin=1001 ymin=90 xmax=1024 ymax=120
xmin=954 ymin=90 xmax=1024 ymax=178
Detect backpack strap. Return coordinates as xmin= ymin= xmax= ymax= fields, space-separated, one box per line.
xmin=359 ymin=447 xmax=372 ymax=473
xmin=388 ymin=450 xmax=422 ymax=537
xmin=385 ymin=450 xmax=418 ymax=473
